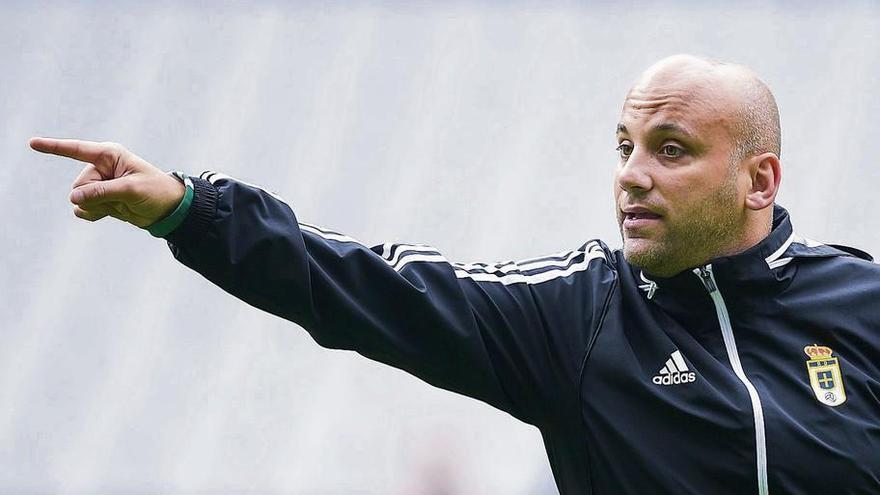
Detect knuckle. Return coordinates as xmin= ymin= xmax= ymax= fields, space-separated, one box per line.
xmin=101 ymin=141 xmax=124 ymax=153
xmin=71 ymin=166 xmax=93 ymax=189
xmin=97 ymin=142 xmax=126 ymax=170
xmin=97 ymin=150 xmax=116 ymax=167
xmin=92 ymin=182 xmax=107 ymax=200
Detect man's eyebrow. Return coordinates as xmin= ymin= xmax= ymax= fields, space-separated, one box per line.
xmin=616 ymin=122 xmax=696 ymax=140
xmin=650 ymin=122 xmax=694 ymax=138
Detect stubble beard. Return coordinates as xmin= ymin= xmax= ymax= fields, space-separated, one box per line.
xmin=621 ymin=175 xmax=743 ymax=277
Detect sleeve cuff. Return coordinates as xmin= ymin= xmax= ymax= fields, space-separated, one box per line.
xmin=147 ymin=173 xmax=194 ymax=238
xmin=163 ymin=176 xmax=219 ymax=243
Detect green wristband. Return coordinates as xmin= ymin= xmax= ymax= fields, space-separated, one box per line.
xmin=147 ymin=172 xmax=194 ymax=238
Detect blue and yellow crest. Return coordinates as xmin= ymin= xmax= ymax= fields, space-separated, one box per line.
xmin=804 ymin=344 xmax=846 ymax=407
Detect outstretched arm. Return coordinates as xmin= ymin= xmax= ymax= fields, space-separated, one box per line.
xmin=34 ymin=138 xmax=611 ymax=427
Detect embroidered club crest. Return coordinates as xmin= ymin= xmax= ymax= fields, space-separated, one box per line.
xmin=804 ymin=344 xmax=846 ymax=407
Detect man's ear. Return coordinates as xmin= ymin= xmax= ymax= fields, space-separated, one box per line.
xmin=745 ymin=152 xmax=781 ymax=211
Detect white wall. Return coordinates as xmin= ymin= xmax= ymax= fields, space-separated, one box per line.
xmin=3 ymin=1 xmax=879 ymax=493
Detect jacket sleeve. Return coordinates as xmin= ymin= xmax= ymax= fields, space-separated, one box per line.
xmin=165 ymin=172 xmax=612 ymax=426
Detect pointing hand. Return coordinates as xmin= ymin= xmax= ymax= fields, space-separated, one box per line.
xmin=30 ymin=138 xmax=185 ymax=228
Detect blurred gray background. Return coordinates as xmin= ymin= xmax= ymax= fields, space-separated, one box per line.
xmin=3 ymin=1 xmax=879 ymax=493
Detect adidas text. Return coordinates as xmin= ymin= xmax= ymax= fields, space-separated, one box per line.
xmin=653 ymin=372 xmax=696 ymax=385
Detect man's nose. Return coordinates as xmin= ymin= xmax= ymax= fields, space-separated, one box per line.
xmin=616 ymin=151 xmax=653 ymax=193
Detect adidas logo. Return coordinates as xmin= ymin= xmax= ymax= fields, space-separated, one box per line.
xmin=652 ymin=350 xmax=697 ymax=385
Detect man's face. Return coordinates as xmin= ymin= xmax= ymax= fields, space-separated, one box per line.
xmin=614 ymin=79 xmax=748 ymax=277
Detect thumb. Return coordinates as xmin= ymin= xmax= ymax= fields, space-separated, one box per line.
xmin=70 ymin=177 xmax=132 ymax=206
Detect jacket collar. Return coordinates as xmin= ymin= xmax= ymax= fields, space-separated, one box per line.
xmin=634 ymin=204 xmax=798 ymax=304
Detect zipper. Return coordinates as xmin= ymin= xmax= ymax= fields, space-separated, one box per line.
xmin=694 ymin=264 xmax=769 ymax=495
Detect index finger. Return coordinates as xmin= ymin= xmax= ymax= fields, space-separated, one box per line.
xmin=29 ymin=137 xmax=114 ymax=164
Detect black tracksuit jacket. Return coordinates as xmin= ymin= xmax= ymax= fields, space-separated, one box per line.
xmin=165 ymin=172 xmax=880 ymax=494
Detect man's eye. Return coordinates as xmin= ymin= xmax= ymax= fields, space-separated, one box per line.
xmin=616 ymin=143 xmax=633 ymax=158
xmin=659 ymin=144 xmax=683 ymax=158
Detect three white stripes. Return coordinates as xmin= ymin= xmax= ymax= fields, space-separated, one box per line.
xmin=659 ymin=350 xmax=690 ymax=375
xmin=204 ymin=172 xmax=607 ymax=286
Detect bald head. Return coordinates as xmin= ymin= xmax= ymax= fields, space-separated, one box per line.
xmin=631 ymin=54 xmax=781 ymax=160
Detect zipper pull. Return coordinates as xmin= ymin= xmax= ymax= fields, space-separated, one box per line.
xmin=693 ymin=265 xmax=717 ymax=293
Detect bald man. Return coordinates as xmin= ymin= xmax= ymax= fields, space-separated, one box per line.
xmin=33 ymin=55 xmax=880 ymax=494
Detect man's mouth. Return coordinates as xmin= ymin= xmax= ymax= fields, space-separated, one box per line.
xmin=625 ymin=211 xmax=661 ymax=221
xmin=621 ymin=206 xmax=663 ymax=229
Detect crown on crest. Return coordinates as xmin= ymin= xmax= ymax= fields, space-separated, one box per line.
xmin=803 ymin=344 xmax=833 ymax=359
